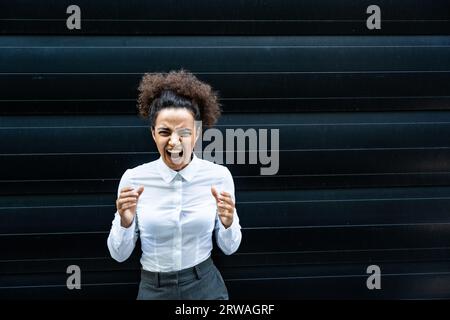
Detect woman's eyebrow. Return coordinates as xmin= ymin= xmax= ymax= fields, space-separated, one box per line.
xmin=157 ymin=126 xmax=170 ymax=131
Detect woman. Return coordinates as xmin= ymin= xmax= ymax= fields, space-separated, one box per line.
xmin=107 ymin=70 xmax=242 ymax=300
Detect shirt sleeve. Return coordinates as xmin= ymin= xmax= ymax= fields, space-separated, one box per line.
xmin=107 ymin=169 xmax=139 ymax=262
xmin=215 ymin=167 xmax=242 ymax=255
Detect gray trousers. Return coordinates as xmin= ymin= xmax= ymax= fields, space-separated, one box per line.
xmin=136 ymin=257 xmax=229 ymax=300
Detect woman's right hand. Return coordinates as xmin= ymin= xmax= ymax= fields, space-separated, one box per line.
xmin=116 ymin=186 xmax=144 ymax=228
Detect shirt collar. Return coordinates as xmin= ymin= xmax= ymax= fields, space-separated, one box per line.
xmin=157 ymin=153 xmax=199 ymax=183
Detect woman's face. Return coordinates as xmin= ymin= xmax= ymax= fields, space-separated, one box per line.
xmin=152 ymin=108 xmax=198 ymax=171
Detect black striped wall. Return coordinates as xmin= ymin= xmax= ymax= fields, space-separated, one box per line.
xmin=1 ymin=0 xmax=450 ymax=35
xmin=1 ymin=1 xmax=450 ymax=299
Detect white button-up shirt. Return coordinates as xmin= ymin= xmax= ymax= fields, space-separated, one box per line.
xmin=107 ymin=154 xmax=242 ymax=272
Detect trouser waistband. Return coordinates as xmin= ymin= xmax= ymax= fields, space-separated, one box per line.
xmin=140 ymin=257 xmax=214 ymax=287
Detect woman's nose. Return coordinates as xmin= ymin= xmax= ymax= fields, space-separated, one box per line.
xmin=169 ymin=133 xmax=181 ymax=146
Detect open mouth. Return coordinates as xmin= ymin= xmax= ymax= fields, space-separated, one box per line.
xmin=166 ymin=149 xmax=184 ymax=160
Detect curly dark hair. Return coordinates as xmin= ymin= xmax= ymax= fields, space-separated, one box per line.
xmin=137 ymin=70 xmax=222 ymax=128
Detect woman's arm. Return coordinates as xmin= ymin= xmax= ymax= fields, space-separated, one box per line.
xmin=107 ymin=211 xmax=139 ymax=262
xmin=107 ymin=169 xmax=141 ymax=262
xmin=214 ymin=167 xmax=242 ymax=255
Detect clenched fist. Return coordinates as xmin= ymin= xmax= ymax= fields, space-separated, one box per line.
xmin=211 ymin=186 xmax=235 ymax=229
xmin=116 ymin=186 xmax=144 ymax=228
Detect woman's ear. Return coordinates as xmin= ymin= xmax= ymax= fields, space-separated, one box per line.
xmin=151 ymin=127 xmax=156 ymax=141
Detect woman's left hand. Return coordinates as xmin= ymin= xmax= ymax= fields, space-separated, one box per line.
xmin=211 ymin=186 xmax=235 ymax=229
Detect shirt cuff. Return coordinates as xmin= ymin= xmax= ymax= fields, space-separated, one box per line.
xmin=218 ymin=213 xmax=239 ymax=237
xmin=114 ymin=217 xmax=136 ymax=242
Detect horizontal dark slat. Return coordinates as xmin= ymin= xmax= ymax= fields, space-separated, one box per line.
xmin=2 ymin=41 xmax=450 ymax=73
xmin=4 ymin=113 xmax=450 ymax=153
xmin=3 ymin=35 xmax=450 ymax=48
xmin=2 ymin=73 xmax=450 ymax=101
xmin=3 ymin=96 xmax=450 ymax=114
xmin=2 ymin=262 xmax=450 ymax=299
xmin=2 ymin=247 xmax=450 ymax=274
xmin=0 ymin=283 xmax=139 ymax=300
xmin=4 ymin=0 xmax=450 ymax=20
xmin=3 ymin=261 xmax=450 ymax=284
xmin=242 ymin=225 xmax=450 ymax=253
xmin=4 ymin=172 xmax=450 ymax=196
xmin=238 ymin=198 xmax=450 ymax=228
xmin=227 ymin=273 xmax=450 ymax=299
xmin=0 ymin=179 xmax=119 ymax=196
xmin=3 ymin=258 xmax=450 ymax=283
xmin=2 ymin=275 xmax=450 ymax=299
xmin=3 ymin=273 xmax=450 ymax=299
xmin=3 ymin=193 xmax=450 ymax=234
xmin=216 ymin=249 xmax=450 ymax=269
xmin=2 ymin=225 xmax=450 ymax=260
xmin=1 ymin=149 xmax=450 ymax=180
xmin=1 ymin=0 xmax=449 ymax=35
xmin=4 ymin=185 xmax=450 ymax=207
